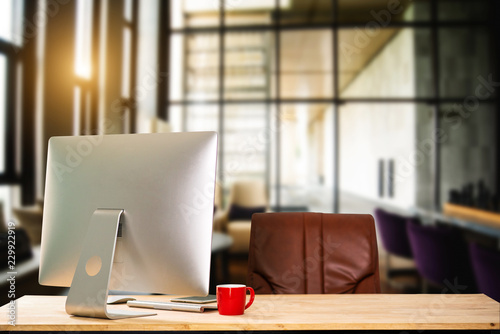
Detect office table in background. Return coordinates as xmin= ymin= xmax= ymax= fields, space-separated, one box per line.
xmin=0 ymin=294 xmax=498 ymax=332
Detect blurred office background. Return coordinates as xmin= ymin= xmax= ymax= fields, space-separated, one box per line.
xmin=1 ymin=0 xmax=499 ymax=300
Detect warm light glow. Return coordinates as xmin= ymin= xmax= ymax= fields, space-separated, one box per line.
xmin=36 ymin=0 xmax=47 ymax=199
xmin=75 ymin=63 xmax=92 ymax=79
xmin=75 ymin=0 xmax=93 ymax=79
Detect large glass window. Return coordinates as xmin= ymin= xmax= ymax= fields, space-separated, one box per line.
xmin=0 ymin=55 xmax=6 ymax=174
xmin=0 ymin=0 xmax=25 ymax=218
xmin=0 ymin=0 xmax=23 ymax=46
xmin=173 ymin=33 xmax=220 ymax=101
xmin=1 ymin=0 xmax=24 ymax=181
xmin=339 ymin=28 xmax=433 ymax=98
xmin=280 ymin=30 xmax=333 ymax=99
xmin=167 ymin=0 xmax=497 ymax=214
xmin=275 ymin=103 xmax=333 ymax=212
xmin=0 ymin=1 xmax=14 ymax=43
xmin=337 ymin=0 xmax=430 ymax=23
xmin=438 ymin=0 xmax=489 ymax=22
xmin=185 ymin=105 xmax=219 ymax=132
xmin=224 ymin=104 xmax=268 ymax=182
xmin=224 ymin=32 xmax=273 ymax=100
xmin=438 ymin=104 xmax=497 ymax=208
xmin=338 ymin=103 xmax=435 ymax=212
xmin=438 ymin=27 xmax=491 ymax=99
xmin=280 ymin=0 xmax=332 ymax=25
xmin=171 ymin=0 xmax=220 ymax=29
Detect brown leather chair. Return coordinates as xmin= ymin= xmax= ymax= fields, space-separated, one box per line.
xmin=247 ymin=212 xmax=380 ymax=294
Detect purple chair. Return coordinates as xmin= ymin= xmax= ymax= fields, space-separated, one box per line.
xmin=374 ymin=208 xmax=416 ymax=286
xmin=406 ymin=219 xmax=476 ymax=293
xmin=374 ymin=208 xmax=413 ymax=259
xmin=469 ymin=243 xmax=500 ymax=302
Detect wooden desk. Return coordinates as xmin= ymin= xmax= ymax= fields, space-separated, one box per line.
xmin=0 ymin=294 xmax=498 ymax=332
xmin=413 ymin=207 xmax=500 ymax=240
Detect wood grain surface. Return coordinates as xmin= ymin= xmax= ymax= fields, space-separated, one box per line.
xmin=0 ymin=294 xmax=498 ymax=331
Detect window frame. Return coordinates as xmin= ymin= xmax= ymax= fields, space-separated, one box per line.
xmin=0 ymin=13 xmax=22 ymax=185
xmin=161 ymin=0 xmax=500 ymax=212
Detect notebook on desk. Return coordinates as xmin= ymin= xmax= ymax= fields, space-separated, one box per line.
xmin=127 ymin=300 xmax=218 ymax=313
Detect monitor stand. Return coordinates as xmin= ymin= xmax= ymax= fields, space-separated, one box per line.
xmin=65 ymin=209 xmax=156 ymax=319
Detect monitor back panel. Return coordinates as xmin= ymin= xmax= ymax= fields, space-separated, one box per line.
xmin=39 ymin=132 xmax=218 ymax=295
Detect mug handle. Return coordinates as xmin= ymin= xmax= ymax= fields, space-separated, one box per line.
xmin=245 ymin=287 xmax=255 ymax=310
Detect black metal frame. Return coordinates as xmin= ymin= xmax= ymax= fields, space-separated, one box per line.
xmin=0 ymin=1 xmax=36 ymax=205
xmin=157 ymin=0 xmax=169 ymax=121
xmin=19 ymin=0 xmax=38 ymax=204
xmin=430 ymin=0 xmax=441 ymax=211
xmin=89 ymin=0 xmax=101 ymax=134
xmin=158 ymin=0 xmax=497 ymax=213
xmin=218 ymin=0 xmax=226 ymax=186
xmin=331 ymin=0 xmax=339 ymax=212
xmin=0 ymin=41 xmax=17 ymax=185
xmin=274 ymin=0 xmax=282 ymax=209
xmin=128 ymin=0 xmax=139 ymax=133
xmin=491 ymin=0 xmax=500 ymax=199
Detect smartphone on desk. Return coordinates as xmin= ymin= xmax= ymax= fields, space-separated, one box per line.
xmin=170 ymin=295 xmax=217 ymax=304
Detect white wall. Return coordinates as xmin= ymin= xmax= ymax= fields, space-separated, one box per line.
xmin=339 ymin=29 xmax=417 ymax=209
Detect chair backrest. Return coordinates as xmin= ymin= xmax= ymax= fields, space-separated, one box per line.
xmin=406 ymin=219 xmax=476 ymax=291
xmin=247 ymin=212 xmax=380 ymax=294
xmin=229 ymin=180 xmax=267 ymax=208
xmin=469 ymin=242 xmax=500 ymax=302
xmin=374 ymin=208 xmax=412 ymax=259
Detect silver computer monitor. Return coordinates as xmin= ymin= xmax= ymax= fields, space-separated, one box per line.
xmin=39 ymin=131 xmax=218 ymax=319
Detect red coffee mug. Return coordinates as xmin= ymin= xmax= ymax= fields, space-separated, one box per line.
xmin=216 ymin=284 xmax=255 ymax=315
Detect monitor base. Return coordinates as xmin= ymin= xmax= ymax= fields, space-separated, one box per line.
xmin=65 ymin=209 xmax=156 ymax=319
